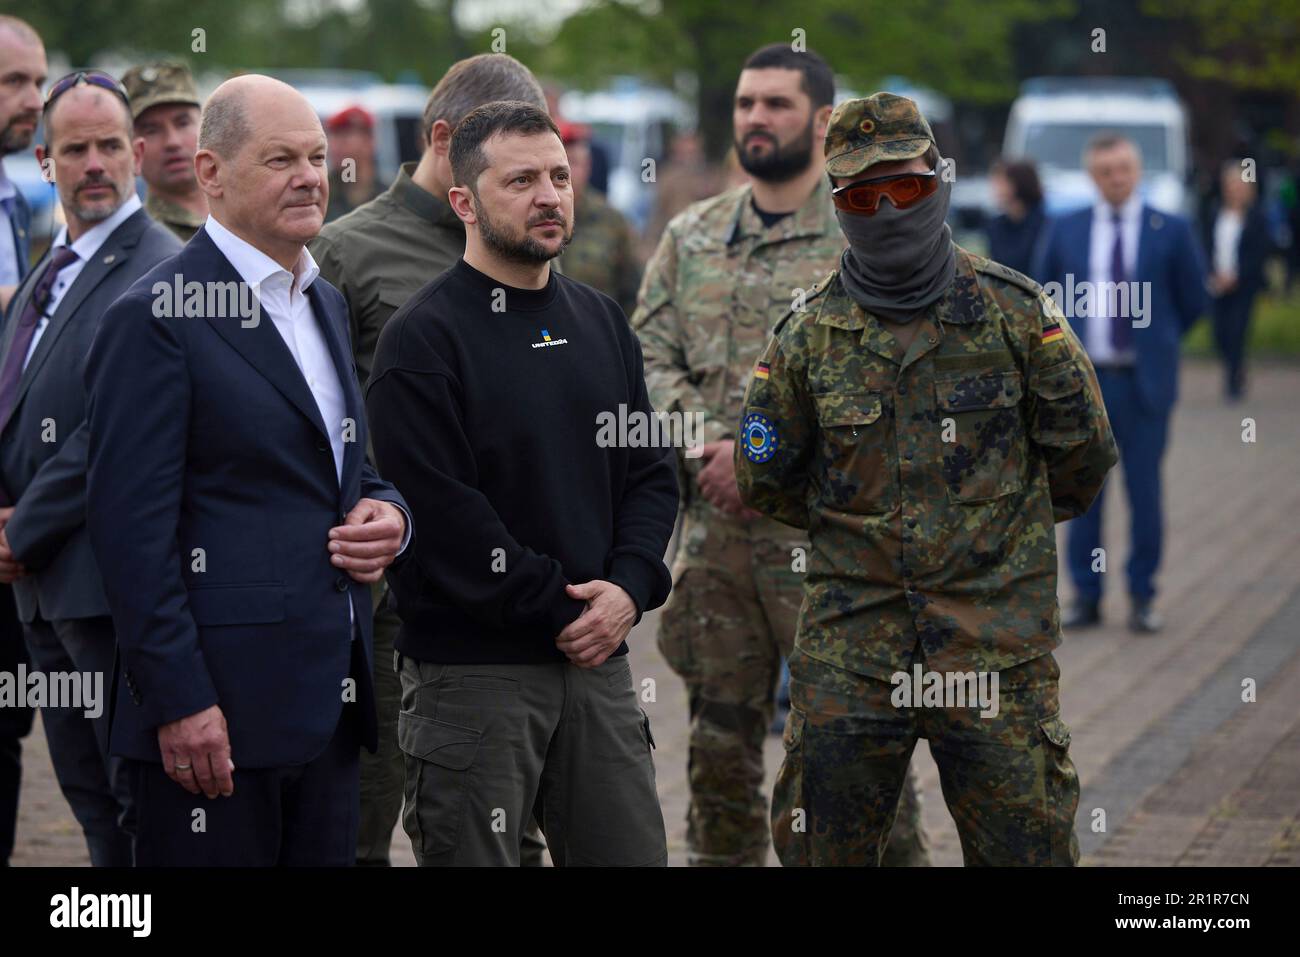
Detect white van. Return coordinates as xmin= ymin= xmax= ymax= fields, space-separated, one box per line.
xmin=279 ymin=71 xmax=428 ymax=181
xmin=559 ymin=78 xmax=695 ymax=233
xmin=1003 ymin=77 xmax=1191 ymax=216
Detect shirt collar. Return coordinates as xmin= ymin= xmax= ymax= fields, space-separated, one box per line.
xmin=52 ymin=192 xmax=142 ymax=260
xmin=204 ymin=214 xmax=320 ymax=293
xmin=0 ymin=160 xmax=14 ymax=201
xmin=1095 ymin=191 xmax=1142 ymax=224
xmin=727 ymin=176 xmax=839 ymax=245
xmin=390 ymin=162 xmax=462 ymax=228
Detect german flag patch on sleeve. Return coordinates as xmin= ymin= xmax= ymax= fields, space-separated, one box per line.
xmin=1041 ymin=321 xmax=1065 ymax=345
xmin=754 ymin=361 xmax=771 ymax=380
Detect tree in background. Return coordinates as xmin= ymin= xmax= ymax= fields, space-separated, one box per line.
xmin=530 ymin=0 xmax=1071 ymax=159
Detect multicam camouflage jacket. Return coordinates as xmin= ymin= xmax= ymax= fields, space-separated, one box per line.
xmin=145 ymin=192 xmax=205 ymax=243
xmin=735 ymin=246 xmax=1118 ymax=680
xmin=632 ymin=177 xmax=844 ymax=502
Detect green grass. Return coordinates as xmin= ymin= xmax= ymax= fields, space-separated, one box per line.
xmin=1183 ymin=288 xmax=1300 ymax=358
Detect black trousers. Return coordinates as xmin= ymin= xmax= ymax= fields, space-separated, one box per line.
xmin=1212 ymin=289 xmax=1258 ymax=397
xmin=23 ymin=614 xmax=131 ymax=866
xmin=128 ymin=642 xmax=365 ymax=867
xmin=0 ymin=585 xmax=33 ymax=865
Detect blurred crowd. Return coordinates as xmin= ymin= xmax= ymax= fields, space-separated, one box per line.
xmin=984 ymin=151 xmax=1292 ymax=401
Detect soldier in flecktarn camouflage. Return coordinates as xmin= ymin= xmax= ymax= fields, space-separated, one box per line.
xmin=736 ymin=92 xmax=1118 ymax=866
xmin=635 ymin=48 xmax=930 ymax=867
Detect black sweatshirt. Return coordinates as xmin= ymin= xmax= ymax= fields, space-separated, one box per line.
xmin=366 ymin=258 xmax=679 ymax=664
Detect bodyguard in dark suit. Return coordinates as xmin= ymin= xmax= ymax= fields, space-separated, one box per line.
xmin=85 ymin=75 xmax=410 ymax=866
xmin=0 ymin=13 xmax=46 ymax=866
xmin=1037 ymin=132 xmax=1207 ymax=633
xmin=0 ymin=71 xmax=180 ymax=867
xmin=1204 ymin=161 xmax=1273 ymax=400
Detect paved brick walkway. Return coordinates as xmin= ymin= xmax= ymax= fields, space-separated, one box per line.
xmin=12 ymin=358 xmax=1299 ymax=866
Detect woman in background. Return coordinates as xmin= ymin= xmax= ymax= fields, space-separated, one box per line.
xmin=986 ymin=158 xmax=1048 ymax=281
xmin=1205 ymin=160 xmax=1274 ymax=401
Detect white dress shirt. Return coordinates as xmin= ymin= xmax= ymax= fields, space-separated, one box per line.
xmin=204 ymin=215 xmax=349 ymax=483
xmin=24 ymin=192 xmax=142 ymax=369
xmin=203 ymin=217 xmax=409 ymax=632
xmin=0 ymin=161 xmax=20 ymax=287
xmin=1212 ymin=208 xmax=1243 ymax=279
xmin=1086 ymin=192 xmax=1141 ymax=365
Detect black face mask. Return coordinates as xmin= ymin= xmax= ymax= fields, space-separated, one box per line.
xmin=835 ymin=167 xmax=956 ymax=323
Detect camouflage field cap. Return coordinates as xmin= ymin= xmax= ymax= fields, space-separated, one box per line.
xmin=824 ymin=92 xmax=935 ymax=178
xmin=120 ymin=62 xmax=201 ymax=121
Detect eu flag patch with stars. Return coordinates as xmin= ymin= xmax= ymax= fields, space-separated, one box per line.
xmin=742 ymin=413 xmax=778 ymax=463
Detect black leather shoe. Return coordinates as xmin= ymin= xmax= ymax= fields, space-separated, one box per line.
xmin=1062 ymin=601 xmax=1101 ymax=629
xmin=1129 ymin=600 xmax=1163 ymax=634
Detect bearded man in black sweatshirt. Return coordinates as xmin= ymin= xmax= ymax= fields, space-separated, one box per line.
xmin=366 ymin=101 xmax=678 ymax=866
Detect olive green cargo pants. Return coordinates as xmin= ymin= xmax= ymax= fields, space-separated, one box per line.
xmin=398 ymin=653 xmax=666 ymax=867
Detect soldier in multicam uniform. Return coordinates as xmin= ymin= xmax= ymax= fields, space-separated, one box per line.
xmin=120 ymin=62 xmax=207 ymax=241
xmin=558 ymin=121 xmax=642 ymax=315
xmin=633 ymin=46 xmax=928 ymax=867
xmin=736 ymin=93 xmax=1118 ymax=866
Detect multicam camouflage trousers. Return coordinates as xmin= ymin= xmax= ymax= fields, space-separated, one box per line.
xmin=773 ymin=647 xmax=1080 ymax=866
xmin=659 ymin=509 xmax=928 ymax=866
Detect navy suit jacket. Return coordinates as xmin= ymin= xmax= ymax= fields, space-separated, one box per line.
xmin=85 ymin=227 xmax=408 ymax=767
xmin=1036 ymin=204 xmax=1208 ymax=413
xmin=0 ymin=209 xmax=181 ymax=622
xmin=1202 ymin=203 xmax=1273 ymax=300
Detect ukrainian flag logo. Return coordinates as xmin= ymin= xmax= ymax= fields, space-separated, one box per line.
xmin=541 ymin=329 xmax=552 ymax=341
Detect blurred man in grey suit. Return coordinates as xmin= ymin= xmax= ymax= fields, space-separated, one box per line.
xmin=0 ymin=70 xmax=179 ymax=865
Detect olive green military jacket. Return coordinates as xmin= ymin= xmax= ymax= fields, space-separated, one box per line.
xmin=310 ymin=163 xmax=465 ymax=386
xmin=632 ymin=178 xmax=844 ymax=507
xmin=736 ymin=247 xmax=1118 ymax=680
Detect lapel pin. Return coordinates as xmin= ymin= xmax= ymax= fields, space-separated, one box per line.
xmin=103 ymin=253 xmax=116 ymax=264
xmin=1150 ymin=214 xmax=1163 ymax=230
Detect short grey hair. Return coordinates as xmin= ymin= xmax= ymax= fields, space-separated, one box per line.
xmin=198 ymin=88 xmax=251 ymax=160
xmin=420 ymin=53 xmax=546 ymax=146
xmin=1084 ymin=130 xmax=1141 ymax=163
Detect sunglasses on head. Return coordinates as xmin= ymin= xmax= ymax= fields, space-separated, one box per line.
xmin=43 ymin=70 xmax=131 ymax=114
xmin=831 ymin=169 xmax=939 ymax=215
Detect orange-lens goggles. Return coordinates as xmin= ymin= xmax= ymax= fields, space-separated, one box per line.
xmin=831 ymin=170 xmax=939 ymax=215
